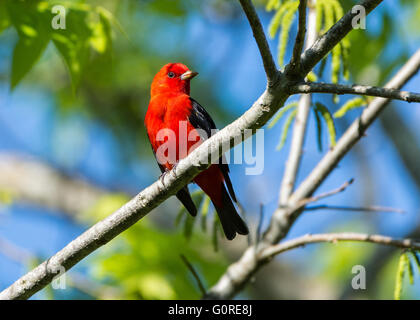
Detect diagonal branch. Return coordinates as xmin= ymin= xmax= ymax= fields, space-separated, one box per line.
xmin=297 ymin=178 xmax=354 ymax=207
xmin=239 ymin=0 xmax=278 ymax=82
xmin=289 ymin=82 xmax=420 ymax=103
xmin=260 ymin=233 xmax=420 ymax=260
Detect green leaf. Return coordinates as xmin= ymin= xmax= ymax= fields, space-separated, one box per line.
xmin=394 ymin=253 xmax=408 ymax=300
xmin=331 ymin=46 xmax=341 ymax=84
xmin=212 ymin=215 xmax=220 ymax=252
xmin=268 ymin=1 xmax=296 ymax=38
xmin=89 ymin=21 xmax=107 ymax=54
xmin=317 ymin=0 xmax=350 ymax=84
xmin=266 ymin=0 xmax=282 ymax=11
xmin=183 ymin=214 xmax=195 ymax=240
xmin=307 ymin=71 xmax=318 ymax=82
xmin=313 ymin=108 xmax=323 ymax=152
xmin=334 ymin=97 xmax=367 ymax=118
xmin=11 ymin=34 xmax=50 ymax=89
xmin=322 ymin=0 xmax=334 ymax=31
xmin=7 ymin=0 xmax=51 ymax=89
xmin=315 ymin=0 xmax=324 ymax=33
xmin=410 ymin=250 xmax=420 ymax=271
xmin=276 ymin=107 xmax=297 ymax=150
xmin=51 ymin=7 xmax=92 ymax=90
xmin=0 ymin=1 xmax=11 ymax=34
xmin=52 ymin=33 xmax=90 ymax=91
xmin=315 ymin=102 xmax=336 ymax=147
xmin=406 ymin=254 xmax=415 ymax=285
xmin=268 ymin=101 xmax=298 ymax=129
xmin=278 ymin=1 xmax=299 ymax=67
xmin=318 ymin=55 xmax=328 ymax=78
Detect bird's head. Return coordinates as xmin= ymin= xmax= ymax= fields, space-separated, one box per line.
xmin=151 ymin=63 xmax=198 ymax=96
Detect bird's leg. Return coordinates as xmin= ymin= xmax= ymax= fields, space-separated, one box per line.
xmin=172 ymin=161 xmax=179 ymax=178
xmin=159 ymin=170 xmax=169 ymax=187
xmin=159 ymin=162 xmax=179 ymax=187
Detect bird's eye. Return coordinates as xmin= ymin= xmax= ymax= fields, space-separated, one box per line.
xmin=167 ymin=72 xmax=175 ymax=78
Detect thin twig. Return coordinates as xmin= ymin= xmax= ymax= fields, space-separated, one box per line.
xmin=304 ymin=205 xmax=405 ymax=214
xmin=297 ymin=178 xmax=354 ymax=207
xmin=289 ymin=82 xmax=420 ymax=103
xmin=180 ymin=254 xmax=207 ymax=296
xmin=290 ymin=0 xmax=308 ymax=74
xmin=239 ymin=0 xmax=278 ymax=82
xmin=260 ymin=233 xmax=420 ymax=260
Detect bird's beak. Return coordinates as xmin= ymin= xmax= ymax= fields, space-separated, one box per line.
xmin=181 ymin=70 xmax=198 ymax=80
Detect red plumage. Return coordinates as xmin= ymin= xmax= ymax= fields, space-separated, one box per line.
xmin=144 ymin=63 xmax=248 ymax=240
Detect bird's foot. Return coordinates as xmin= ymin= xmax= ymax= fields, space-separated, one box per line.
xmin=159 ymin=170 xmax=169 ymax=187
xmin=159 ymin=163 xmax=179 ymax=187
xmin=172 ymin=162 xmax=179 ymax=179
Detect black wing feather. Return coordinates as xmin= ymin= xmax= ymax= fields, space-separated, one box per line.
xmin=188 ymin=98 xmax=237 ymax=202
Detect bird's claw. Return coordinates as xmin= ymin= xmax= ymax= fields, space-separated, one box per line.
xmin=159 ymin=170 xmax=169 ymax=187
xmin=172 ymin=162 xmax=179 ymax=179
xmin=159 ymin=163 xmax=179 ymax=187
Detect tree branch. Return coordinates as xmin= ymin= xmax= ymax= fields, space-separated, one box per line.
xmin=296 ymin=178 xmax=354 ymax=207
xmin=206 ymin=50 xmax=420 ymax=299
xmin=239 ymin=0 xmax=278 ymax=82
xmin=290 ymin=0 xmax=308 ymax=73
xmin=279 ymin=1 xmax=317 ymax=203
xmin=304 ymin=205 xmax=405 ymax=214
xmin=289 ymin=82 xmax=420 ymax=103
xmin=260 ymin=233 xmax=420 ymax=260
xmin=298 ymin=0 xmax=384 ymax=77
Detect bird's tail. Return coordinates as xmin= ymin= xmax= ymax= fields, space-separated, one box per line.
xmin=213 ymin=186 xmax=249 ymax=240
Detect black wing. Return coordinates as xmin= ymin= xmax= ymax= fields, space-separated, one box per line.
xmin=189 ymin=98 xmax=237 ymax=202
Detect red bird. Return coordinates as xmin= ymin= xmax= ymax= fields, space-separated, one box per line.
xmin=145 ymin=63 xmax=249 ymax=240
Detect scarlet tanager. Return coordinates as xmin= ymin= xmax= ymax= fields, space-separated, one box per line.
xmin=144 ymin=63 xmax=249 ymax=240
